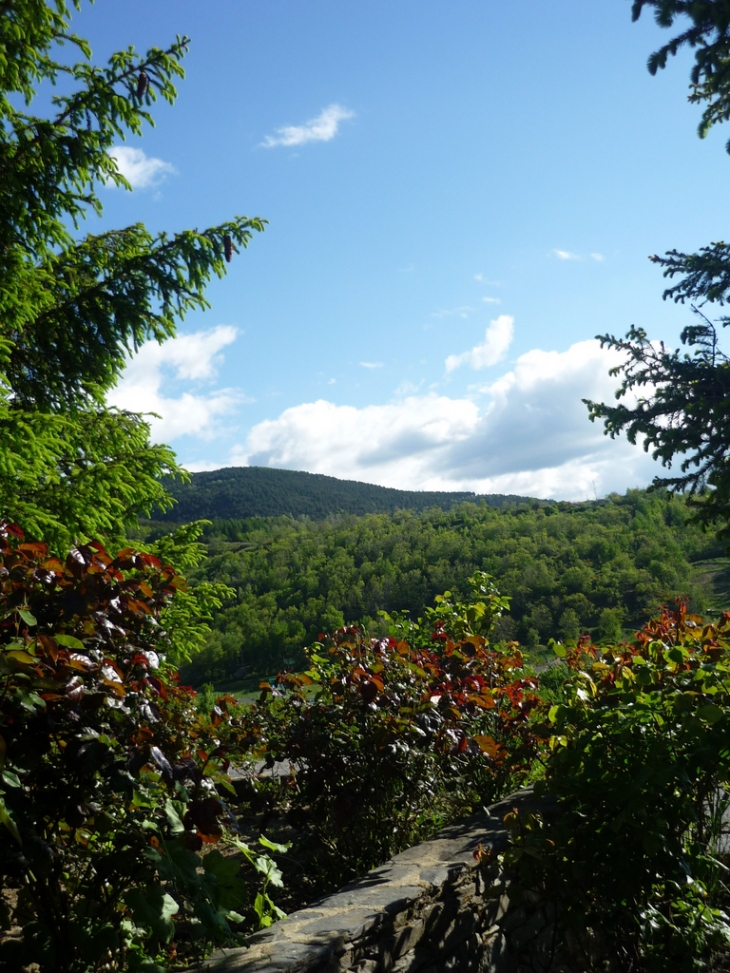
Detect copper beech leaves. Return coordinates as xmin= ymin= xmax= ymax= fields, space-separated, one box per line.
xmin=239 ymin=572 xmax=541 ymax=890
xmin=0 ymin=522 xmax=286 ymax=971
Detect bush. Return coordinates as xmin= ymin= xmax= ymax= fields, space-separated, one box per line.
xmin=235 ymin=574 xmax=541 ymax=895
xmin=0 ymin=523 xmax=284 ymax=973
xmin=502 ymin=603 xmax=730 ymax=972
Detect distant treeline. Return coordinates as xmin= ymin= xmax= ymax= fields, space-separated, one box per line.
xmin=180 ymin=489 xmax=721 ymax=686
xmin=157 ymin=466 xmax=535 ymax=522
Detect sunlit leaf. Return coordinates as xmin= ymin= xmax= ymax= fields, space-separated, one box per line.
xmin=258 ymin=834 xmax=291 ymax=854
xmin=0 ymin=798 xmax=21 ymax=845
xmin=697 ymin=703 xmax=724 ymax=724
xmin=54 ymin=635 xmax=85 ymax=650
xmin=7 ymin=650 xmax=38 ymax=665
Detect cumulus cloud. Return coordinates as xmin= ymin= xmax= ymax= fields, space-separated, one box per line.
xmin=108 ymin=326 xmax=246 ymax=441
xmin=236 ymin=395 xmax=479 ymax=478
xmin=106 ymin=146 xmax=176 ymax=189
xmin=231 ymin=338 xmax=659 ymax=501
xmin=261 ymin=104 xmax=355 ymax=148
xmin=445 ymin=315 xmax=514 ymax=373
xmin=553 ymin=249 xmax=606 ymax=263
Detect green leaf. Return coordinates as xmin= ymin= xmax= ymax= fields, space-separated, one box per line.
xmin=227 ymin=836 xmax=254 ymax=860
xmin=164 ymin=799 xmax=185 ymax=835
xmin=697 ymin=703 xmax=724 ymax=724
xmin=125 ymin=886 xmax=178 ymax=944
xmin=0 ymin=798 xmax=21 ymax=845
xmin=252 ymin=854 xmax=284 ymax=888
xmin=253 ymin=892 xmax=286 ymax=926
xmin=7 ymin=651 xmax=38 ymax=665
xmin=16 ymin=691 xmax=45 ymax=712
xmin=1 ymin=771 xmax=21 ymax=789
xmin=54 ymin=635 xmax=85 ymax=649
xmin=203 ymin=850 xmax=247 ymax=911
xmin=258 ymin=834 xmax=291 ymax=855
xmin=158 ymin=838 xmax=201 ymax=886
xmin=18 ymin=610 xmax=36 ymax=627
xmin=215 ymin=776 xmax=237 ymax=797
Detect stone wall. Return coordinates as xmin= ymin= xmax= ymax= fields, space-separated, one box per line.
xmin=203 ymin=788 xmax=560 ymax=973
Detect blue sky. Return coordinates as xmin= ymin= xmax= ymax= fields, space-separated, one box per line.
xmin=64 ymin=1 xmax=730 ymax=499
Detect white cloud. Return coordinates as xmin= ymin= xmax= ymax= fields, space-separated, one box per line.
xmin=432 ymin=306 xmax=474 ymax=319
xmin=261 ymin=104 xmax=355 ymax=148
xmin=183 ymin=459 xmax=224 ymax=473
xmin=107 ymin=146 xmax=176 ymax=189
xmin=231 ymin=338 xmax=658 ymax=501
xmin=553 ymin=249 xmax=606 ymax=263
xmin=474 ymin=273 xmax=484 ymax=281
xmin=108 ymin=326 xmax=246 ymax=441
xmin=395 ymin=379 xmax=423 ymax=396
xmin=235 ymin=395 xmax=479 ymax=480
xmin=482 ymin=296 xmax=501 ymax=304
xmin=360 ymin=361 xmax=384 ymax=369
xmin=445 ymin=315 xmax=514 ymax=373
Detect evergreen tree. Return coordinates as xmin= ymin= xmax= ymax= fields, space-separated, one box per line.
xmin=587 ymin=1 xmax=730 ymax=535
xmin=0 ymin=0 xmax=265 ymax=547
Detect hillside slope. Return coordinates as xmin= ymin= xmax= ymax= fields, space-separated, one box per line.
xmin=159 ymin=466 xmax=537 ymax=522
xmin=181 ymin=489 xmax=722 ymax=685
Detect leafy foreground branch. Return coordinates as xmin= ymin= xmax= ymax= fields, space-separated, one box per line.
xmin=0 ymin=546 xmax=546 ymax=971
xmin=501 ymin=604 xmax=730 ymax=972
xmin=234 ymin=574 xmax=542 ymax=899
xmin=0 ymin=0 xmax=266 ymax=551
xmin=0 ymin=523 xmax=285 ymax=973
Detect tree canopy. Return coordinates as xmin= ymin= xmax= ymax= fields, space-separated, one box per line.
xmin=0 ymin=0 xmax=265 ymax=548
xmin=156 ymin=465 xmax=534 ymax=523
xmin=587 ymin=0 xmax=730 ymax=537
xmin=632 ymin=1 xmax=730 ymax=148
xmin=0 ymin=5 xmax=285 ymax=969
xmin=180 ymin=489 xmax=717 ymax=683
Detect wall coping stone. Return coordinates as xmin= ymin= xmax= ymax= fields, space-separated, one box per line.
xmin=202 ymin=787 xmax=543 ymax=973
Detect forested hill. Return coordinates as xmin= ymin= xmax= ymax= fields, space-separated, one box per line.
xmin=159 ymin=466 xmax=536 ymax=521
xmin=181 ymin=489 xmax=725 ymax=686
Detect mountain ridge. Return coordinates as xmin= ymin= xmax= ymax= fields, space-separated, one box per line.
xmin=157 ymin=465 xmax=542 ymax=522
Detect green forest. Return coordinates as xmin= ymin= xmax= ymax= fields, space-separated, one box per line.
xmin=176 ymin=488 xmax=723 ymax=685
xmin=156 ymin=465 xmax=531 ymax=522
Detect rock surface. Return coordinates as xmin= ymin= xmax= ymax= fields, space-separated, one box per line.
xmin=202 ymin=788 xmax=549 ymax=973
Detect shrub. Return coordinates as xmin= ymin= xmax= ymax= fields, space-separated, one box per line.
xmin=502 ymin=603 xmax=730 ymax=971
xmin=237 ymin=574 xmax=541 ymax=894
xmin=0 ymin=523 xmax=284 ymax=973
